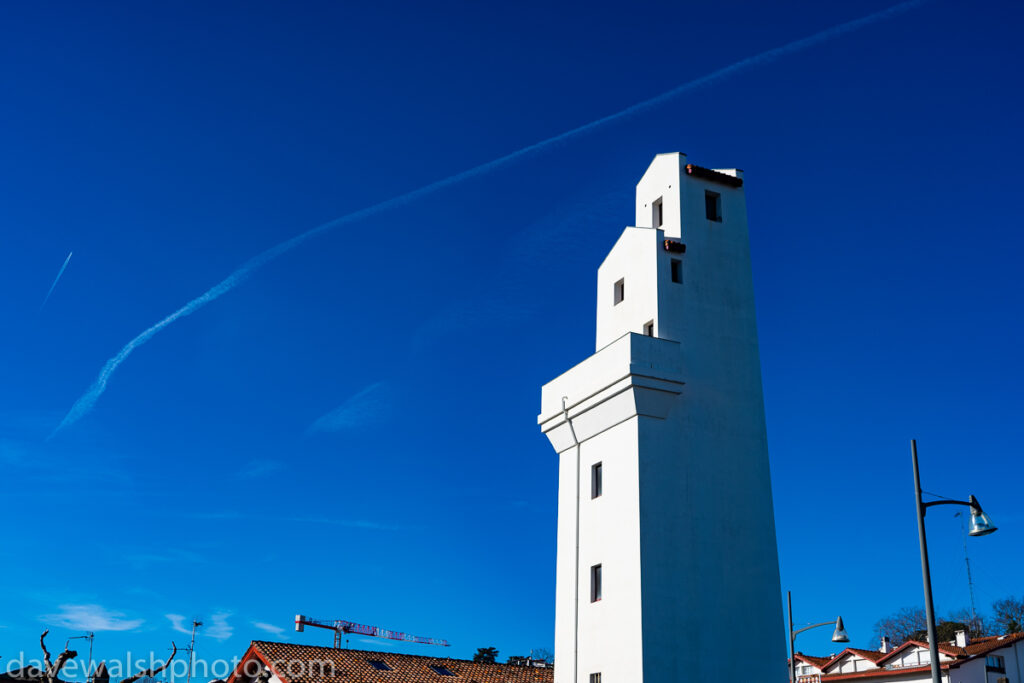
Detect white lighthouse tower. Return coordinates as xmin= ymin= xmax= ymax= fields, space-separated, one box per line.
xmin=538 ymin=153 xmax=786 ymax=683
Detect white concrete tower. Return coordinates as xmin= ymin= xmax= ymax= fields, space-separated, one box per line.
xmin=538 ymin=153 xmax=786 ymax=683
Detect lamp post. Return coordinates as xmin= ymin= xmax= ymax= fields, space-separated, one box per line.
xmin=788 ymin=590 xmax=849 ymax=683
xmin=912 ymin=439 xmax=997 ymax=683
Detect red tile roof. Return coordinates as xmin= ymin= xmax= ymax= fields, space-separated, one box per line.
xmin=820 ymin=648 xmax=889 ymax=672
xmin=794 ymin=653 xmax=831 ymax=669
xmin=231 ymin=641 xmax=554 ymax=683
xmin=803 ymin=631 xmax=1024 ymax=680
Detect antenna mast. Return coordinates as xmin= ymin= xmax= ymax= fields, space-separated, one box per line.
xmin=957 ymin=513 xmax=980 ymax=630
xmin=185 ymin=619 xmax=203 ymax=683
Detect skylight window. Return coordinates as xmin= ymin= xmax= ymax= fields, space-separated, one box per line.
xmin=429 ymin=664 xmax=456 ymax=676
xmin=367 ymin=660 xmax=392 ymax=671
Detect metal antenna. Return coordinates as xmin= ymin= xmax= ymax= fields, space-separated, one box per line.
xmin=955 ymin=512 xmax=980 ymax=631
xmin=65 ymin=633 xmax=94 ymax=683
xmin=185 ymin=619 xmax=203 ymax=683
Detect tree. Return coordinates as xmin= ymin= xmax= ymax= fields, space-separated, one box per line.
xmin=993 ymin=596 xmax=1024 ymax=634
xmin=39 ymin=630 xmax=77 ymax=683
xmin=946 ymin=608 xmax=988 ymax=638
xmin=473 ymin=647 xmax=499 ymax=664
xmin=530 ymin=648 xmax=553 ymax=664
xmin=911 ymin=621 xmax=969 ymax=643
xmin=874 ymin=606 xmax=926 ymax=646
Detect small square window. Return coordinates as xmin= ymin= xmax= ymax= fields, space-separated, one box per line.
xmin=590 ymin=564 xmax=602 ymax=602
xmin=591 ymin=462 xmax=602 ymax=499
xmin=705 ymin=190 xmax=722 ymax=221
xmin=652 ymin=197 xmax=663 ymax=227
xmin=590 ymin=674 xmax=602 ymax=683
xmin=368 ymin=660 xmax=392 ymax=671
xmin=670 ymin=258 xmax=682 ymax=284
xmin=643 ymin=320 xmax=654 ymax=337
xmin=429 ymin=664 xmax=456 ymax=676
xmin=613 ymin=278 xmax=625 ymax=305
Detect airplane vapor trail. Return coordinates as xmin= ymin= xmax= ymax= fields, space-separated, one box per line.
xmin=53 ymin=0 xmax=929 ymax=434
xmin=40 ymin=251 xmax=73 ymax=311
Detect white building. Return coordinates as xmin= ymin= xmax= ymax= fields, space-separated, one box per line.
xmin=538 ymin=153 xmax=786 ymax=683
xmin=794 ymin=631 xmax=1024 ymax=683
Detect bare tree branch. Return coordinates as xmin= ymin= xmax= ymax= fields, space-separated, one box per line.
xmin=51 ymin=648 xmax=78 ymax=680
xmin=40 ymin=631 xmax=53 ymax=673
xmin=38 ymin=631 xmax=77 ymax=683
xmin=119 ymin=643 xmax=176 ymax=683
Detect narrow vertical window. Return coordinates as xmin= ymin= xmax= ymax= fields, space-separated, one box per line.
xmin=652 ymin=197 xmax=663 ymax=227
xmin=590 ymin=564 xmax=602 ymax=602
xmin=613 ymin=278 xmax=625 ymax=305
xmin=671 ymin=258 xmax=682 ymax=284
xmin=705 ymin=190 xmax=722 ymax=221
xmin=591 ymin=462 xmax=602 ymax=498
xmin=643 ymin=320 xmax=654 ymax=337
xmin=590 ymin=675 xmax=602 ymax=683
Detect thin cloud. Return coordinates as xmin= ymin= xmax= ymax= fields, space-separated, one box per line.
xmin=53 ymin=0 xmax=929 ymax=434
xmin=125 ymin=548 xmax=207 ymax=569
xmin=307 ymin=382 xmax=391 ymax=434
xmin=236 ymin=459 xmax=285 ymax=479
xmin=188 ymin=510 xmax=407 ymax=531
xmin=40 ymin=251 xmax=73 ymax=311
xmin=206 ymin=612 xmax=233 ymax=641
xmin=166 ymin=614 xmax=192 ymax=635
xmin=252 ymin=621 xmax=285 ymax=636
xmin=41 ymin=604 xmax=143 ymax=632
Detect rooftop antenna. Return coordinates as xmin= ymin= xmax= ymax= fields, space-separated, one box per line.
xmin=185 ymin=619 xmax=203 ymax=683
xmin=954 ymin=511 xmax=980 ymax=631
xmin=65 ymin=633 xmax=94 ymax=683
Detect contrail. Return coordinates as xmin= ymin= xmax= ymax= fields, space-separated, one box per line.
xmin=40 ymin=251 xmax=73 ymax=311
xmin=53 ymin=0 xmax=928 ymax=434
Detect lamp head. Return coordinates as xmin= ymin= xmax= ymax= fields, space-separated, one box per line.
xmin=968 ymin=495 xmax=997 ymax=537
xmin=832 ymin=616 xmax=850 ymax=643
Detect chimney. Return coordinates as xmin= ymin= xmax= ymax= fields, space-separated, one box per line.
xmin=955 ymin=629 xmax=970 ymax=648
xmin=879 ymin=636 xmax=892 ymax=654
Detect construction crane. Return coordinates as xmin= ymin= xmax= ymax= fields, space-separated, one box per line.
xmin=294 ymin=614 xmax=450 ymax=649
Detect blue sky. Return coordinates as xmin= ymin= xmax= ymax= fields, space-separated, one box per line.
xmin=2 ymin=0 xmax=1023 ymax=675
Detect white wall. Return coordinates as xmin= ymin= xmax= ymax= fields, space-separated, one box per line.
xmin=540 ymin=153 xmax=785 ymax=683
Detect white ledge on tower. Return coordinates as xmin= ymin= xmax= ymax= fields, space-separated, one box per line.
xmin=537 ymin=332 xmax=685 ymax=454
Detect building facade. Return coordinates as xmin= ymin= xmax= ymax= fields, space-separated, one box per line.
xmin=538 ymin=153 xmax=786 ymax=683
xmin=794 ymin=631 xmax=1024 ymax=683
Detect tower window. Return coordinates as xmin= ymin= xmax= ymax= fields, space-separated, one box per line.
xmin=705 ymin=190 xmax=722 ymax=221
xmin=590 ymin=564 xmax=602 ymax=602
xmin=613 ymin=278 xmax=625 ymax=305
xmin=590 ymin=675 xmax=602 ymax=683
xmin=671 ymin=258 xmax=682 ymax=284
xmin=643 ymin=320 xmax=654 ymax=337
xmin=653 ymin=197 xmax=663 ymax=227
xmin=591 ymin=462 xmax=602 ymax=498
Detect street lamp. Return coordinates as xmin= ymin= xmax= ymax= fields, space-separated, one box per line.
xmin=787 ymin=590 xmax=849 ymax=683
xmin=912 ymin=439 xmax=998 ymax=683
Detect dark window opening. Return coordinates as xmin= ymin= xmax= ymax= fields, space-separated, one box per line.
xmin=613 ymin=278 xmax=625 ymax=305
xmin=429 ymin=664 xmax=456 ymax=676
xmin=590 ymin=564 xmax=602 ymax=602
xmin=368 ymin=661 xmax=392 ymax=671
xmin=591 ymin=462 xmax=602 ymax=499
xmin=705 ymin=190 xmax=722 ymax=221
xmin=643 ymin=320 xmax=654 ymax=337
xmin=671 ymin=258 xmax=682 ymax=284
xmin=653 ymin=197 xmax=663 ymax=227
xmin=590 ymin=674 xmax=602 ymax=683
